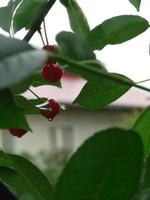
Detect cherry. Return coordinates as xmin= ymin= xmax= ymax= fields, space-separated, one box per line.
xmin=40 ymin=99 xmax=60 ymax=121
xmin=9 ymin=128 xmax=27 ymax=138
xmin=42 ymin=64 xmax=63 ymax=83
xmin=42 ymin=45 xmax=57 ymax=65
xmin=42 ymin=45 xmax=57 ymax=53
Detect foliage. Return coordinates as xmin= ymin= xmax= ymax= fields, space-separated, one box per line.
xmin=0 ymin=0 xmax=149 ymax=199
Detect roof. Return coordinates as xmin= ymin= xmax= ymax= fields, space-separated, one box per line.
xmin=24 ymin=73 xmax=150 ymax=108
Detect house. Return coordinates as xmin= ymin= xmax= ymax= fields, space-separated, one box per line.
xmin=0 ymin=73 xmax=149 ymax=156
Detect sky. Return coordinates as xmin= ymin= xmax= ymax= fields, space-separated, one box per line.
xmin=0 ymin=0 xmax=150 ymax=86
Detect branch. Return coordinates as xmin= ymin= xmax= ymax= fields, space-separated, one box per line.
xmin=49 ymin=53 xmax=150 ymax=93
xmin=23 ymin=0 xmax=56 ymax=42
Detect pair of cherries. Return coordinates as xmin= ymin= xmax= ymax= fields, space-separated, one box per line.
xmin=9 ymin=99 xmax=60 ymax=137
xmin=42 ymin=45 xmax=63 ymax=83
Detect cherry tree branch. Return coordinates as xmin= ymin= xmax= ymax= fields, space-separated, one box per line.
xmin=23 ymin=0 xmax=56 ymax=42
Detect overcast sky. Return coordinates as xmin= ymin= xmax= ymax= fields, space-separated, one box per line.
xmin=0 ymin=0 xmax=150 ymax=86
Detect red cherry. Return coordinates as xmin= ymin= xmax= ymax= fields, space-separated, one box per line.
xmin=9 ymin=128 xmax=27 ymax=138
xmin=40 ymin=99 xmax=60 ymax=121
xmin=42 ymin=64 xmax=63 ymax=83
xmin=42 ymin=45 xmax=57 ymax=53
xmin=42 ymin=45 xmax=57 ymax=65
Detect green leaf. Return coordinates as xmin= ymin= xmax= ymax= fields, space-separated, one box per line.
xmin=55 ymin=128 xmax=143 ymax=200
xmin=86 ymin=15 xmax=149 ymax=50
xmin=67 ymin=0 xmax=90 ymax=38
xmin=59 ymin=0 xmax=69 ymax=7
xmin=0 ymin=35 xmax=48 ymax=89
xmin=0 ymin=151 xmax=53 ymax=200
xmin=11 ymin=77 xmax=32 ymax=94
xmin=15 ymin=95 xmax=40 ymax=114
xmin=66 ymin=60 xmax=107 ymax=81
xmin=0 ymin=90 xmax=30 ymax=130
xmin=133 ymin=107 xmax=150 ymax=159
xmin=31 ymin=73 xmax=61 ymax=88
xmin=75 ymin=73 xmax=133 ymax=110
xmin=56 ymin=31 xmax=95 ymax=61
xmin=13 ymin=0 xmax=48 ymax=33
xmin=0 ymin=0 xmax=22 ymax=32
xmin=129 ymin=0 xmax=141 ymax=11
xmin=135 ymin=155 xmax=150 ymax=200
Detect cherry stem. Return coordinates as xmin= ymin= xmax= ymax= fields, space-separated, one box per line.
xmin=28 ymin=88 xmax=45 ymax=103
xmin=136 ymin=78 xmax=150 ymax=84
xmin=43 ymin=18 xmax=49 ymax=45
xmin=38 ymin=29 xmax=46 ymax=46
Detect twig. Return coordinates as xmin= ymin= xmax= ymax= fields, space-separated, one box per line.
xmin=43 ymin=18 xmax=49 ymax=45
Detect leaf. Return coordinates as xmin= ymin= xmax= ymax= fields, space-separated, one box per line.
xmin=135 ymin=155 xmax=150 ymax=200
xmin=0 ymin=34 xmax=48 ymax=89
xmin=31 ymin=73 xmax=61 ymax=88
xmin=86 ymin=15 xmax=149 ymax=50
xmin=0 ymin=0 xmax=22 ymax=32
xmin=67 ymin=0 xmax=90 ymax=38
xmin=66 ymin=60 xmax=107 ymax=81
xmin=11 ymin=77 xmax=32 ymax=94
xmin=0 ymin=151 xmax=53 ymax=200
xmin=133 ymin=107 xmax=150 ymax=159
xmin=55 ymin=128 xmax=143 ymax=200
xmin=13 ymin=0 xmax=48 ymax=33
xmin=59 ymin=0 xmax=69 ymax=7
xmin=56 ymin=31 xmax=95 ymax=61
xmin=75 ymin=73 xmax=133 ymax=110
xmin=0 ymin=90 xmax=30 ymax=130
xmin=15 ymin=95 xmax=40 ymax=114
xmin=128 ymin=0 xmax=141 ymax=11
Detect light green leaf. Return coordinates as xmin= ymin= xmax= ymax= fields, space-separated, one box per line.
xmin=133 ymin=107 xmax=150 ymax=158
xmin=75 ymin=73 xmax=133 ymax=110
xmin=86 ymin=15 xmax=149 ymax=50
xmin=66 ymin=60 xmax=107 ymax=81
xmin=0 ymin=0 xmax=22 ymax=32
xmin=67 ymin=0 xmax=90 ymax=38
xmin=0 ymin=151 xmax=53 ymax=200
xmin=0 ymin=35 xmax=48 ymax=89
xmin=13 ymin=0 xmax=48 ymax=32
xmin=0 ymin=90 xmax=31 ymax=130
xmin=55 ymin=128 xmax=143 ymax=200
xmin=129 ymin=0 xmax=141 ymax=11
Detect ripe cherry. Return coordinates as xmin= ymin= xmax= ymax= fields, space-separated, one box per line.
xmin=42 ymin=45 xmax=57 ymax=53
xmin=43 ymin=45 xmax=57 ymax=65
xmin=40 ymin=99 xmax=60 ymax=121
xmin=42 ymin=64 xmax=63 ymax=83
xmin=9 ymin=128 xmax=27 ymax=138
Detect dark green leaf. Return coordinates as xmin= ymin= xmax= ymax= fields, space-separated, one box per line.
xmin=0 ymin=35 xmax=48 ymax=89
xmin=0 ymin=151 xmax=53 ymax=200
xmin=133 ymin=107 xmax=150 ymax=159
xmin=75 ymin=73 xmax=133 ymax=110
xmin=129 ymin=0 xmax=141 ymax=11
xmin=86 ymin=15 xmax=149 ymax=50
xmin=0 ymin=0 xmax=22 ymax=32
xmin=0 ymin=90 xmax=30 ymax=130
xmin=67 ymin=0 xmax=90 ymax=38
xmin=15 ymin=95 xmax=40 ymax=114
xmin=55 ymin=128 xmax=143 ymax=200
xmin=11 ymin=77 xmax=32 ymax=94
xmin=59 ymin=0 xmax=69 ymax=7
xmin=13 ymin=0 xmax=48 ymax=32
xmin=56 ymin=31 xmax=95 ymax=61
xmin=31 ymin=73 xmax=61 ymax=88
